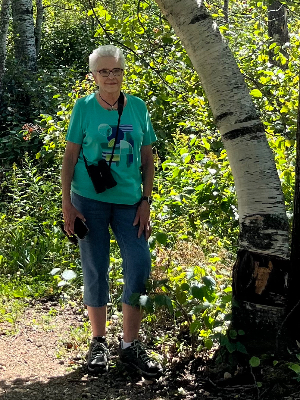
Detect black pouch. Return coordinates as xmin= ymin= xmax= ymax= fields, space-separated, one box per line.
xmin=86 ymin=159 xmax=117 ymax=193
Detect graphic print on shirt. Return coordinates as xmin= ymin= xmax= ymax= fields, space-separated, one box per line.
xmin=98 ymin=124 xmax=134 ymax=167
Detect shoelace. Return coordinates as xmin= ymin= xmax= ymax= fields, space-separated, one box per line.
xmin=91 ymin=342 xmax=108 ymax=359
xmin=131 ymin=341 xmax=151 ymax=363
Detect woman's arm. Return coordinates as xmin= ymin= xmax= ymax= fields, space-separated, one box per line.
xmin=61 ymin=141 xmax=85 ymax=235
xmin=133 ymin=144 xmax=155 ymax=239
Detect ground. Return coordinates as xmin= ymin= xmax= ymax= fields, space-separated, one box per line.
xmin=1 ymin=297 xmax=300 ymax=400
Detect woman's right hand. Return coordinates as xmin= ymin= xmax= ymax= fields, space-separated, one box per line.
xmin=62 ymin=201 xmax=86 ymax=236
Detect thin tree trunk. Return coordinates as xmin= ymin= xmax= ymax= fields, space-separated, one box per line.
xmin=154 ymin=0 xmax=290 ymax=352
xmin=11 ymin=0 xmax=37 ymax=71
xmin=35 ymin=0 xmax=44 ymax=58
xmin=268 ymin=1 xmax=289 ymax=68
xmin=223 ymin=0 xmax=229 ymax=24
xmin=289 ymin=74 xmax=300 ymax=310
xmin=0 ymin=0 xmax=10 ymax=92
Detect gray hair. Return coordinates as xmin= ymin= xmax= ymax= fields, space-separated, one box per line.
xmin=89 ymin=45 xmax=125 ymax=72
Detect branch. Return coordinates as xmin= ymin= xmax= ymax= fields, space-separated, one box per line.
xmin=86 ymin=0 xmax=189 ymax=100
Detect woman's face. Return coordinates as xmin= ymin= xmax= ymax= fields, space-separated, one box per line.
xmin=93 ymin=56 xmax=124 ymax=95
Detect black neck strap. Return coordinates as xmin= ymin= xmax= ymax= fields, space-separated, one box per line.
xmin=109 ymin=92 xmax=124 ymax=167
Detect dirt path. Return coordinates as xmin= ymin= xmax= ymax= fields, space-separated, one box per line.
xmin=0 ymin=299 xmax=299 ymax=400
xmin=0 ymin=299 xmax=206 ymax=400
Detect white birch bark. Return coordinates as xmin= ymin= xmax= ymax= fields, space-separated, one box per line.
xmin=0 ymin=0 xmax=10 ymax=89
xmin=11 ymin=0 xmax=37 ymax=71
xmin=35 ymin=0 xmax=44 ymax=57
xmin=155 ymin=0 xmax=289 ymax=259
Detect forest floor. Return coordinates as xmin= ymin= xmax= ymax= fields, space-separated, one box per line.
xmin=1 ymin=296 xmax=300 ymax=400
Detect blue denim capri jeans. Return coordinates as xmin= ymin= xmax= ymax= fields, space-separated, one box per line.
xmin=71 ymin=192 xmax=151 ymax=307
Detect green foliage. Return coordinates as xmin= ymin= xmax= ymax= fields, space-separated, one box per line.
xmin=152 ymin=132 xmax=239 ymax=251
xmin=0 ymin=151 xmax=81 ymax=293
xmin=287 ymin=351 xmax=300 ymax=381
xmin=289 ymin=362 xmax=300 ymax=381
xmin=130 ymin=257 xmax=232 ymax=351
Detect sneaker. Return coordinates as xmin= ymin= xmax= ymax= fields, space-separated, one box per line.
xmin=119 ymin=339 xmax=163 ymax=379
xmin=87 ymin=337 xmax=109 ymax=374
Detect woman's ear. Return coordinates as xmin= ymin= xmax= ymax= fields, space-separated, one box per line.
xmin=92 ymin=72 xmax=98 ymax=85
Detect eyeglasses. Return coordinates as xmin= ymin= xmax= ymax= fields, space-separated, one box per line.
xmin=97 ymin=68 xmax=124 ymax=77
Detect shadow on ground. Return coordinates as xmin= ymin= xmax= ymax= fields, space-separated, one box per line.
xmin=0 ymin=361 xmax=206 ymax=400
xmin=0 ymin=356 xmax=268 ymax=400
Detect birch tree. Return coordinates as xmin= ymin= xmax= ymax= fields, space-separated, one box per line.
xmin=35 ymin=0 xmax=44 ymax=58
xmin=0 ymin=0 xmax=10 ymax=92
xmin=154 ymin=0 xmax=291 ymax=352
xmin=11 ymin=0 xmax=37 ymax=71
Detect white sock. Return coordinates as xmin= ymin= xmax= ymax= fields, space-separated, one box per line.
xmin=121 ymin=339 xmax=133 ymax=349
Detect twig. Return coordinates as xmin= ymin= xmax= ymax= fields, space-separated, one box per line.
xmin=86 ymin=0 xmax=189 ymax=101
xmin=249 ymin=365 xmax=260 ymax=399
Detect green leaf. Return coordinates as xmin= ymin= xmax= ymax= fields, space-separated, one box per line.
xmin=190 ymin=320 xmax=201 ymax=333
xmin=249 ymin=356 xmax=261 ymax=367
xmin=226 ymin=341 xmax=237 ymax=353
xmin=236 ymin=342 xmax=248 ymax=354
xmin=204 ymin=338 xmax=213 ymax=350
xmin=165 ymin=75 xmax=175 ymax=83
xmin=154 ymin=294 xmax=166 ymax=307
xmin=250 ymin=89 xmax=263 ymax=98
xmin=202 ymin=276 xmax=216 ymax=289
xmin=181 ymin=283 xmax=190 ymax=291
xmin=156 ymin=232 xmax=167 ymax=245
xmin=135 ymin=26 xmax=145 ymax=34
xmin=289 ymin=364 xmax=300 ymax=374
xmin=162 ymin=36 xmax=173 ymax=44
xmin=221 ymin=294 xmax=232 ymax=303
xmin=165 ymin=296 xmax=174 ymax=312
xmin=129 ymin=292 xmax=141 ymax=306
xmin=229 ymin=329 xmax=237 ymax=339
xmin=176 ymin=287 xmax=187 ymax=304
xmin=191 ymin=285 xmax=205 ymax=300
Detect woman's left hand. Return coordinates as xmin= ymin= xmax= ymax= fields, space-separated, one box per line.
xmin=133 ymin=201 xmax=152 ymax=240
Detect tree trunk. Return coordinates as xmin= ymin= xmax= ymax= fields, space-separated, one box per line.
xmin=288 ymin=72 xmax=300 ymax=326
xmin=0 ymin=0 xmax=10 ymax=92
xmin=154 ymin=0 xmax=290 ymax=352
xmin=35 ymin=0 xmax=44 ymax=58
xmin=11 ymin=0 xmax=37 ymax=71
xmin=268 ymin=1 xmax=289 ymax=68
xmin=223 ymin=0 xmax=229 ymax=24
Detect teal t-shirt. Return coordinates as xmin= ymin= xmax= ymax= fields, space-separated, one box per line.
xmin=66 ymin=92 xmax=157 ymax=204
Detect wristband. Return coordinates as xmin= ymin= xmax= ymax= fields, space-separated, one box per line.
xmin=141 ymin=196 xmax=152 ymax=205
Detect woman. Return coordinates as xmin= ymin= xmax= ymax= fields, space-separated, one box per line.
xmin=61 ymin=45 xmax=162 ymax=378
